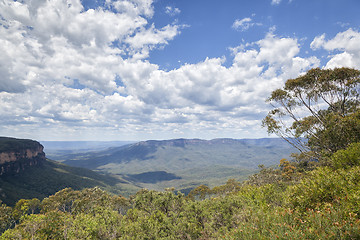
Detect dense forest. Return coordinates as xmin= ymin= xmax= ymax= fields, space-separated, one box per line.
xmin=1 ymin=68 xmax=360 ymax=239
xmin=1 ymin=162 xmax=360 ymax=239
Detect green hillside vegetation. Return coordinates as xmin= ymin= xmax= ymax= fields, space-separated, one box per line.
xmin=1 ymin=67 xmax=359 ymax=239
xmin=0 ymin=159 xmax=138 ymax=206
xmin=0 ymin=137 xmax=41 ymax=153
xmin=1 ymin=152 xmax=360 ymax=239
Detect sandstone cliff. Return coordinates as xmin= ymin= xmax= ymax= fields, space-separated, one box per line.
xmin=0 ymin=137 xmax=46 ymax=176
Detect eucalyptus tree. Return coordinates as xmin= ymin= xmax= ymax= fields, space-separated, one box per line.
xmin=263 ymin=67 xmax=360 ymax=163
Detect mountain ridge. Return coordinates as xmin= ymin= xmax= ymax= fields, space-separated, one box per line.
xmin=0 ymin=137 xmax=297 ymax=204
xmin=60 ymin=137 xmax=296 ymax=192
xmin=62 ymin=137 xmax=294 ymax=169
xmin=0 ymin=137 xmax=138 ymax=205
xmin=0 ymin=137 xmax=46 ymax=176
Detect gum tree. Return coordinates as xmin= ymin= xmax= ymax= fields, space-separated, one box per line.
xmin=263 ymin=67 xmax=360 ymax=163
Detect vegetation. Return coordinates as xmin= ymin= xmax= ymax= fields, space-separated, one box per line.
xmin=1 ymin=156 xmax=360 ymax=239
xmin=0 ymin=137 xmax=41 ymax=153
xmin=263 ymin=67 xmax=360 ymax=164
xmin=1 ymin=68 xmax=360 ymax=239
xmin=0 ymin=159 xmax=134 ymax=206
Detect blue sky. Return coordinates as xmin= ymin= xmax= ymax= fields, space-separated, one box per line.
xmin=150 ymin=0 xmax=360 ymax=68
xmin=0 ymin=0 xmax=360 ymax=141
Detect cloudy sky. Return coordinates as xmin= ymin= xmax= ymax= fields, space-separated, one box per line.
xmin=1 ymin=0 xmax=360 ymax=141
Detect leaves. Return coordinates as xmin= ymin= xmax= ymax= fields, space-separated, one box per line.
xmin=264 ymin=67 xmax=360 ymax=163
xmin=331 ymin=142 xmax=360 ymax=169
xmin=0 ymin=201 xmax=14 ymax=234
xmin=1 ymin=166 xmax=360 ymax=240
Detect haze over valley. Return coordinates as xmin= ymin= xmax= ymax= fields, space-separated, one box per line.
xmin=41 ymin=138 xmax=296 ymax=193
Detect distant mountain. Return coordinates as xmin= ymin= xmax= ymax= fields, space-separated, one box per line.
xmin=40 ymin=140 xmax=136 ymax=160
xmin=0 ymin=137 xmax=298 ymax=203
xmin=61 ymin=138 xmax=296 ymax=192
xmin=63 ymin=138 xmax=295 ymax=169
xmin=41 ymin=141 xmax=135 ymax=151
xmin=0 ymin=137 xmax=137 ymax=206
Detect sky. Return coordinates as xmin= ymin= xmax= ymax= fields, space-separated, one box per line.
xmin=0 ymin=0 xmax=360 ymax=141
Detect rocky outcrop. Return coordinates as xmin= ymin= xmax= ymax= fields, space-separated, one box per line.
xmin=0 ymin=137 xmax=46 ymax=176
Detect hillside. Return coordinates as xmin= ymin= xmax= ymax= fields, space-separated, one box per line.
xmin=3 ymin=163 xmax=360 ymax=239
xmin=0 ymin=137 xmax=43 ymax=153
xmin=60 ymin=138 xmax=296 ymax=191
xmin=0 ymin=137 xmax=45 ymax=176
xmin=0 ymin=137 xmax=138 ymax=206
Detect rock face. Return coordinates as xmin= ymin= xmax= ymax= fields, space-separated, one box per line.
xmin=0 ymin=137 xmax=46 ymax=176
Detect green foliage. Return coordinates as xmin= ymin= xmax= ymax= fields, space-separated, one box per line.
xmin=41 ymin=187 xmax=129 ymax=215
xmin=0 ymin=159 xmax=125 ymax=206
xmin=263 ymin=67 xmax=360 ymax=162
xmin=245 ymin=165 xmax=283 ymax=186
xmin=331 ymin=142 xmax=360 ymax=169
xmin=0 ymin=137 xmax=41 ymax=153
xmin=68 ymin=209 xmax=123 ymax=239
xmin=12 ymin=198 xmax=40 ymax=222
xmin=226 ymin=206 xmax=360 ymax=240
xmin=286 ymin=166 xmax=360 ymax=213
xmin=308 ymin=110 xmax=360 ymax=157
xmin=0 ymin=201 xmax=14 ymax=234
xmin=212 ymin=178 xmax=242 ymax=196
xmin=1 ymin=171 xmax=360 ymax=239
xmin=187 ymin=184 xmax=212 ymax=200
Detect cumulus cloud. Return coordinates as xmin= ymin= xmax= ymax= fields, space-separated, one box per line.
xmin=0 ymin=0 xmax=181 ymax=93
xmin=124 ymin=24 xmax=183 ymax=59
xmin=114 ymin=33 xmax=319 ymax=135
xmin=113 ymin=0 xmax=154 ymax=17
xmin=0 ymin=0 xmax=332 ymax=140
xmin=310 ymin=29 xmax=360 ymax=69
xmin=310 ymin=34 xmax=326 ymax=50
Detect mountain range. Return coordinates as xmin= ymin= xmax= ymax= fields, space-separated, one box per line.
xmin=56 ymin=138 xmax=296 ymax=192
xmin=0 ymin=137 xmax=131 ymax=205
xmin=1 ymin=137 xmax=296 ymax=204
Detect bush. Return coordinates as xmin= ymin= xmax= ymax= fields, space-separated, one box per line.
xmin=286 ymin=166 xmax=360 ymax=213
xmin=331 ymin=142 xmax=360 ymax=169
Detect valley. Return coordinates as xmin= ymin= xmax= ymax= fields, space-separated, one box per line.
xmin=44 ymin=138 xmax=296 ymax=193
xmin=1 ymin=137 xmax=296 ymax=205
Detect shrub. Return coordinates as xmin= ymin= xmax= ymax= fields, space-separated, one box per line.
xmin=331 ymin=142 xmax=360 ymax=169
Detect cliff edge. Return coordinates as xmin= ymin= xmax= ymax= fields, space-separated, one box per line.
xmin=0 ymin=137 xmax=46 ymax=176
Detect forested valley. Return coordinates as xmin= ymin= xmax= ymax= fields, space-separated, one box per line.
xmin=1 ymin=68 xmax=360 ymax=239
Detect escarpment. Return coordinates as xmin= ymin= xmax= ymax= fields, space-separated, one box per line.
xmin=0 ymin=137 xmax=46 ymax=176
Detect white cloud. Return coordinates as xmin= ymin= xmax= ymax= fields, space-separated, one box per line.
xmin=0 ymin=0 xmax=182 ymax=93
xmin=271 ymin=0 xmax=282 ymax=5
xmin=310 ymin=34 xmax=326 ymax=50
xmin=110 ymin=0 xmax=154 ymax=18
xmin=114 ymin=33 xmax=319 ymax=133
xmin=271 ymin=0 xmax=293 ymax=5
xmin=125 ymin=24 xmax=183 ymax=59
xmin=165 ymin=6 xmax=181 ymax=16
xmin=325 ymin=52 xmax=357 ymax=69
xmin=232 ymin=17 xmax=261 ymax=32
xmin=310 ymin=29 xmax=360 ymax=69
xmin=0 ymin=0 xmax=325 ymax=140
